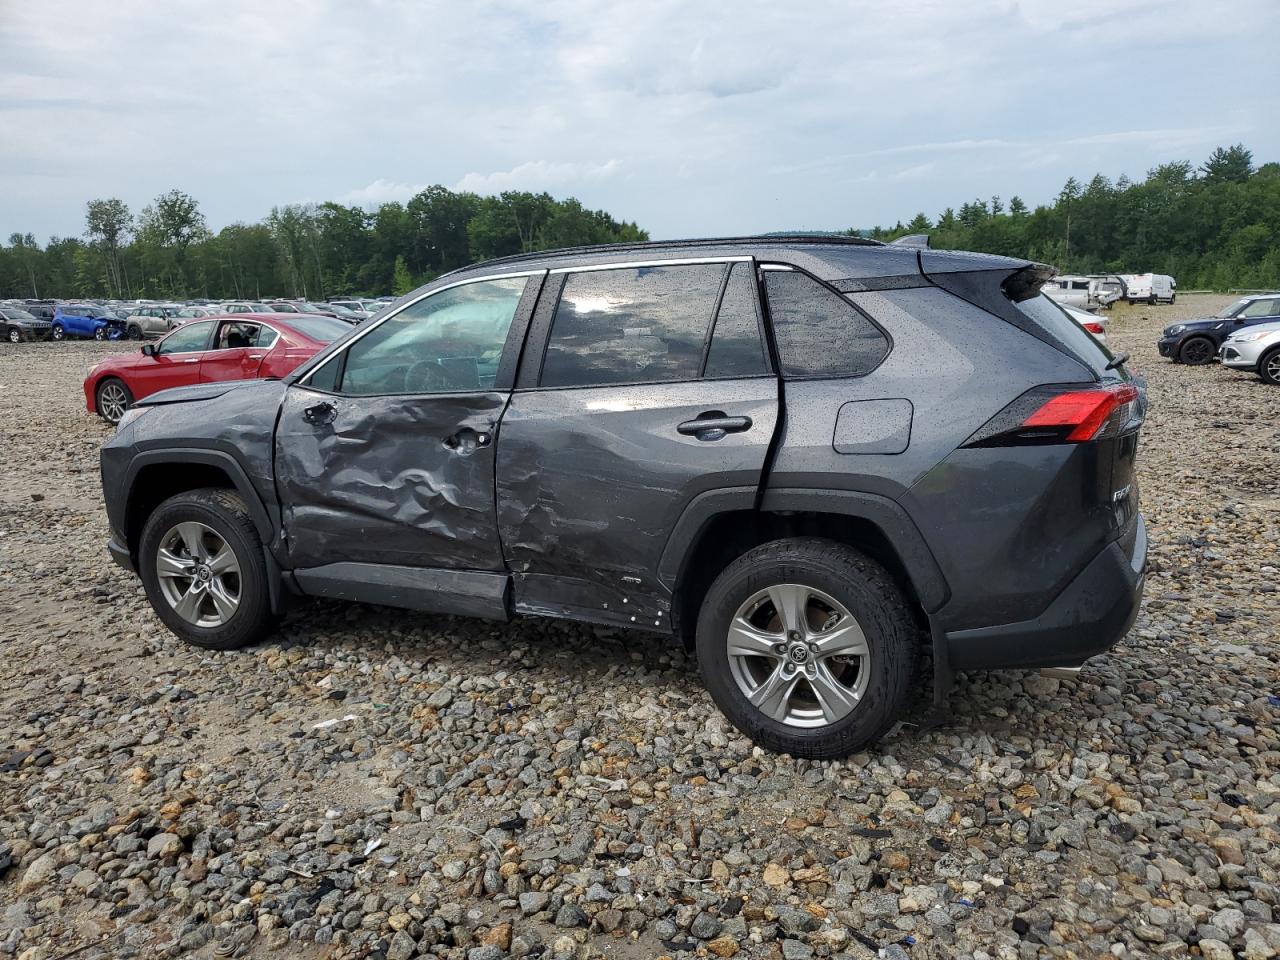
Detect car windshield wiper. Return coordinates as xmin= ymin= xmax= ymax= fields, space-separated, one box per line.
xmin=1105 ymin=352 xmax=1129 ymax=370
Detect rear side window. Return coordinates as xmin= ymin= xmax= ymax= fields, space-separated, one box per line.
xmin=764 ymin=269 xmax=889 ymax=378
xmin=704 ymin=262 xmax=770 ymax=378
xmin=540 ymin=264 xmax=724 ymax=387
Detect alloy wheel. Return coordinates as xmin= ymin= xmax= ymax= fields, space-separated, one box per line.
xmin=155 ymin=522 xmax=242 ymax=628
xmin=1266 ymin=352 xmax=1280 ymax=383
xmin=726 ymin=583 xmax=871 ymax=728
xmin=1181 ymin=339 xmax=1213 ymax=364
xmin=7 ymin=328 xmax=19 ymax=343
xmin=98 ymin=383 xmax=129 ymax=423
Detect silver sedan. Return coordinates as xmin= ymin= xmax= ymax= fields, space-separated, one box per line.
xmin=1220 ymin=320 xmax=1280 ymax=385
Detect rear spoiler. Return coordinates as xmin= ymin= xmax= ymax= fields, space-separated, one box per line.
xmin=1002 ymin=263 xmax=1056 ymax=303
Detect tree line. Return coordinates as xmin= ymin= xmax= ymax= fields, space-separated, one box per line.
xmin=0 ymin=189 xmax=647 ymax=301
xmin=859 ymin=145 xmax=1280 ymax=290
xmin=3 ymin=144 xmax=1277 ymax=300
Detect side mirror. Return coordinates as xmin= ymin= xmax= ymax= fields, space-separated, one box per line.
xmin=141 ymin=343 xmax=157 ymax=357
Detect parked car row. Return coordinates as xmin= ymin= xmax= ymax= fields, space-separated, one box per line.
xmin=0 ymin=295 xmax=395 ymax=342
xmin=1042 ymin=272 xmax=1176 ymax=312
xmin=1157 ymin=292 xmax=1280 ymax=384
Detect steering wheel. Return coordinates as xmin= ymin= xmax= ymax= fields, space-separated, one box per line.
xmin=404 ymin=360 xmax=448 ymax=393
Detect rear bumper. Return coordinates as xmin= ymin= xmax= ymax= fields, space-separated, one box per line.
xmin=944 ymin=514 xmax=1147 ymax=671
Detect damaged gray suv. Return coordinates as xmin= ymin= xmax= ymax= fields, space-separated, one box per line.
xmin=99 ymin=237 xmax=1147 ymax=758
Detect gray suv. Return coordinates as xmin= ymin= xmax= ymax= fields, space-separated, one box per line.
xmin=98 ymin=237 xmax=1148 ymax=758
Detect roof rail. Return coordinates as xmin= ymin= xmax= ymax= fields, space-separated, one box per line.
xmin=445 ymin=233 xmax=885 ymax=275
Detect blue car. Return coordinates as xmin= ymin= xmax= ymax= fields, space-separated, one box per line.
xmin=52 ymin=304 xmax=126 ymax=341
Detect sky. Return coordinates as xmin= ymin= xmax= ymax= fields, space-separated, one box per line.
xmin=2 ymin=0 xmax=1278 ymax=243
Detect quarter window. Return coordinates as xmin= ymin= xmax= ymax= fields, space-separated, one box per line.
xmin=336 ymin=276 xmax=527 ymax=395
xmin=540 ymin=264 xmax=725 ymax=388
xmin=764 ymin=269 xmax=889 ymax=378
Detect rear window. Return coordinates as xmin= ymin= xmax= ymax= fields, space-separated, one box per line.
xmin=763 ymin=269 xmax=889 ymax=378
xmin=1015 ymin=294 xmax=1114 ymax=376
xmin=286 ymin=315 xmax=352 ymax=343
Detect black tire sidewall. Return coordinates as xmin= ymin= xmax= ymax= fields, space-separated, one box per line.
xmin=138 ymin=491 xmax=271 ymax=650
xmin=1260 ymin=347 xmax=1280 ymax=385
xmin=696 ymin=540 xmax=914 ymax=759
xmin=1179 ymin=337 xmax=1214 ymax=365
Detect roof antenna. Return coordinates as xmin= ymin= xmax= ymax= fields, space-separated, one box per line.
xmin=890 ymin=234 xmax=931 ymax=249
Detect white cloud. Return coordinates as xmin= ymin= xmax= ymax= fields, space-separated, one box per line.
xmin=455 ymin=160 xmax=621 ymax=196
xmin=338 ymin=179 xmax=429 ymax=207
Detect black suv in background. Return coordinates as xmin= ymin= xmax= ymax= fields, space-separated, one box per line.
xmin=99 ymin=237 xmax=1147 ymax=758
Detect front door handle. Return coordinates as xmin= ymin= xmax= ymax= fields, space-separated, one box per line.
xmin=677 ymin=414 xmax=752 ymax=441
xmin=443 ymin=427 xmax=492 ymax=452
xmin=183 ymin=357 xmax=199 ymax=363
xmin=303 ymin=401 xmax=336 ymax=425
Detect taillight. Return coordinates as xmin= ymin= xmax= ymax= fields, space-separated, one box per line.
xmin=965 ymin=383 xmax=1141 ymax=447
xmin=1082 ymin=321 xmax=1104 ymax=334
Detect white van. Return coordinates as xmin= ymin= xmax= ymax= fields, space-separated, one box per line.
xmin=1042 ymin=275 xmax=1093 ymax=310
xmin=1123 ymin=273 xmax=1176 ymax=304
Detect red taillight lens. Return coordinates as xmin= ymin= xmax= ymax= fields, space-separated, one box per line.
xmin=1082 ymin=321 xmax=1104 ymax=334
xmin=1022 ymin=384 xmax=1139 ymax=442
xmin=965 ymin=382 xmax=1142 ymax=447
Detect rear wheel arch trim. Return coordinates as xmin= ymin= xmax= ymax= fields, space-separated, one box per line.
xmin=658 ymin=486 xmax=950 ymax=614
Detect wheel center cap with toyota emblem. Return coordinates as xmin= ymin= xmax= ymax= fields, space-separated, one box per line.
xmin=196 ymin=565 xmax=212 ymax=582
xmin=788 ymin=644 xmax=809 ymax=664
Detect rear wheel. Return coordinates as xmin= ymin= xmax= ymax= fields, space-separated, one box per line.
xmin=138 ymin=489 xmax=274 ymax=650
xmin=51 ymin=324 xmax=65 ymax=341
xmin=1260 ymin=347 xmax=1280 ymax=386
xmin=696 ymin=538 xmax=916 ymax=759
xmin=1178 ymin=336 xmax=1215 ymax=365
xmin=127 ymin=324 xmax=143 ymax=340
xmin=6 ymin=327 xmax=20 ymax=344
xmin=95 ymin=377 xmax=133 ymax=424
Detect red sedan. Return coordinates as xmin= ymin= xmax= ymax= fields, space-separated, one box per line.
xmin=84 ymin=313 xmax=351 ymax=424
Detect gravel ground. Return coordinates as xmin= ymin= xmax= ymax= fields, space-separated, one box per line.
xmin=1 ymin=294 xmax=1278 ymax=960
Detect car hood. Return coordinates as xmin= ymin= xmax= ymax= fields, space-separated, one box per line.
xmin=135 ymin=380 xmax=259 ymax=407
xmin=1225 ymin=319 xmax=1280 ymax=340
xmin=1165 ymin=317 xmax=1227 ymax=334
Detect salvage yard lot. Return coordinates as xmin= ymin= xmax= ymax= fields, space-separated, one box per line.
xmin=1 ymin=293 xmax=1277 ymax=959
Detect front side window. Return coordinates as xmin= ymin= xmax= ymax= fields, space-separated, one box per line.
xmin=336 ymin=276 xmax=527 ymax=395
xmin=1241 ymin=299 xmax=1278 ymax=318
xmin=158 ymin=320 xmax=213 ymax=355
xmin=764 ymin=269 xmax=889 ymax=378
xmin=540 ymin=263 xmax=725 ymax=388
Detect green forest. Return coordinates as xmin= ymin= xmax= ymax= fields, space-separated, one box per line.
xmin=1 ymin=144 xmax=1277 ymax=300
xmin=861 ymin=145 xmax=1280 ymax=290
xmin=0 ymin=190 xmax=647 ymax=301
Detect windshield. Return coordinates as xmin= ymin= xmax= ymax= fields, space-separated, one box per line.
xmin=3 ymin=309 xmax=35 ymax=320
xmin=1216 ymin=299 xmax=1249 ymax=318
xmin=285 ymin=315 xmax=352 ymax=342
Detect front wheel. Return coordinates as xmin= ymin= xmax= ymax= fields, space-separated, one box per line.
xmin=1260 ymin=347 xmax=1280 ymax=386
xmin=6 ymin=327 xmax=20 ymax=344
xmin=95 ymin=377 xmax=133 ymax=424
xmin=51 ymin=324 xmax=65 ymax=341
xmin=695 ymin=538 xmax=916 ymax=759
xmin=93 ymin=326 xmax=108 ymax=341
xmin=1178 ymin=336 xmax=1215 ymax=365
xmin=138 ymin=488 xmax=275 ymax=650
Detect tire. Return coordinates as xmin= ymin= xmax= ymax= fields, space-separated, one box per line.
xmin=127 ymin=324 xmax=142 ymax=340
xmin=6 ymin=326 xmax=20 ymax=344
xmin=95 ymin=377 xmax=133 ymax=425
xmin=1170 ymin=294 xmax=1176 ymax=304
xmin=138 ymin=488 xmax=274 ymax=650
xmin=93 ymin=326 xmax=108 ymax=341
xmin=1260 ymin=347 xmax=1280 ymax=386
xmin=1178 ymin=336 xmax=1215 ymax=365
xmin=695 ymin=538 xmax=916 ymax=759
xmin=51 ymin=324 xmax=65 ymax=341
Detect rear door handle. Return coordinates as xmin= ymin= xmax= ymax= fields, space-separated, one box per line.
xmin=248 ymin=354 xmax=264 ymax=360
xmin=677 ymin=414 xmax=752 ymax=441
